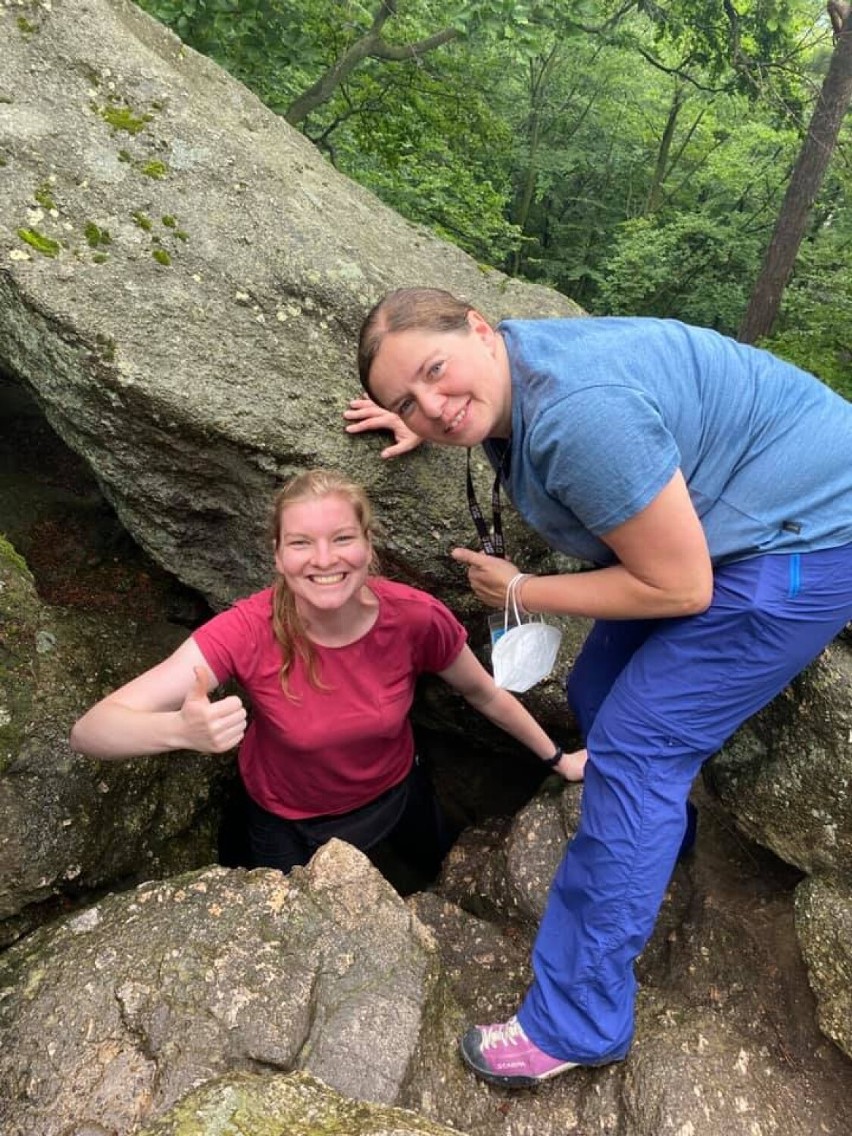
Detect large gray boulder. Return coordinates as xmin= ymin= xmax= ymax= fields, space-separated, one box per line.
xmin=2 ymin=786 xmax=852 ymax=1136
xmin=0 ymin=534 xmax=230 ymax=944
xmin=1 ymin=0 xmax=581 ymax=618
xmin=795 ymin=874 xmax=852 ymax=1060
xmin=3 ymin=4 xmax=852 ymax=1131
xmin=0 ymin=843 xmax=444 ymax=1136
xmin=137 ymin=1070 xmax=466 ymax=1136
xmin=706 ymin=645 xmax=852 ymax=1057
xmin=706 ymin=646 xmax=852 ymax=876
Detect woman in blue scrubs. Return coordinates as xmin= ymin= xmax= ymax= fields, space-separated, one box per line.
xmin=346 ymin=287 xmax=852 ymax=1088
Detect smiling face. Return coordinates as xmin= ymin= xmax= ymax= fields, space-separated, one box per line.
xmin=367 ymin=310 xmax=513 ymax=446
xmin=274 ymin=493 xmax=372 ymax=617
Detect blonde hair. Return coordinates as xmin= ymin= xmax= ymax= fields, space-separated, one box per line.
xmin=358 ymin=287 xmax=476 ymax=402
xmin=271 ymin=469 xmax=377 ymax=698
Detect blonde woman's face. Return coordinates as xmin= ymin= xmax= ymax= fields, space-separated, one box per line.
xmin=274 ymin=494 xmax=371 ymax=613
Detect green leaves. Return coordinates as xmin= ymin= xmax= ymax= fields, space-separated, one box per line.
xmin=133 ymin=0 xmax=848 ymax=389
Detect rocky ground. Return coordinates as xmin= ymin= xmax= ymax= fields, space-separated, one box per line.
xmin=3 ymin=368 xmax=852 ymax=1134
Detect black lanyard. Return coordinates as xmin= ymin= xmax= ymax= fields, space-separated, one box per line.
xmin=466 ymin=447 xmax=508 ymax=558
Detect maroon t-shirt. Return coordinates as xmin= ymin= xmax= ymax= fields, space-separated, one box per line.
xmin=193 ymin=578 xmax=466 ymax=819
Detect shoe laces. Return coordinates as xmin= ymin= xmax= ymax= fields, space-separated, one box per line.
xmin=479 ymin=1015 xmax=527 ymax=1051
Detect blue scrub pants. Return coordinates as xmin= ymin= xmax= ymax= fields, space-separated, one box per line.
xmin=517 ymin=544 xmax=852 ymax=1064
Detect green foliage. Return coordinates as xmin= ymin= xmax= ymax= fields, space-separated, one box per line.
xmin=636 ymin=0 xmax=816 ymax=93
xmin=0 ymin=532 xmax=31 ymax=576
xmin=331 ymin=44 xmax=522 ymax=262
xmin=136 ymin=0 xmax=526 ymax=262
xmin=486 ymin=4 xmax=823 ymax=314
xmin=84 ymin=222 xmax=112 ymax=248
xmin=133 ymin=0 xmax=847 ymax=357
xmin=591 ymin=102 xmax=805 ymax=332
xmin=137 ymin=0 xmax=350 ymax=110
xmin=33 ymin=182 xmax=56 ymax=210
xmin=141 ymin=159 xmax=169 ymax=179
xmin=763 ymin=200 xmax=852 ymax=396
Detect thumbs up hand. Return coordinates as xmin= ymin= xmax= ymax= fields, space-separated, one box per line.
xmin=179 ymin=666 xmax=247 ymax=753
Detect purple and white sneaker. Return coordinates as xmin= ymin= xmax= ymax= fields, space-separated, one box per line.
xmin=459 ymin=1015 xmax=578 ymax=1088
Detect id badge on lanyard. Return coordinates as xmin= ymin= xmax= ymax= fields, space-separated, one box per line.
xmin=466 ymin=447 xmax=562 ymax=690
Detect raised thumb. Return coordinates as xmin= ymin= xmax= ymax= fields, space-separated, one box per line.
xmin=188 ymin=665 xmax=212 ymax=701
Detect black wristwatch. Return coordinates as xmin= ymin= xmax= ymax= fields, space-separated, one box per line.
xmin=542 ymin=745 xmax=563 ymax=768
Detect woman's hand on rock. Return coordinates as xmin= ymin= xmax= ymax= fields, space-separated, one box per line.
xmin=344 ymin=397 xmax=423 ymax=459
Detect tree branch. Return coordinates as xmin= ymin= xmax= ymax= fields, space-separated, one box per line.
xmin=285 ymin=0 xmax=458 ymax=126
xmin=370 ymin=28 xmax=460 ymax=61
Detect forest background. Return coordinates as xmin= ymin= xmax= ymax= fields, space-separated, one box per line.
xmin=137 ymin=0 xmax=851 ymax=396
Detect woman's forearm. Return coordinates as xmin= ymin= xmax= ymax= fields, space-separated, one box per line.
xmin=70 ymin=641 xmax=246 ymax=760
xmin=519 ymin=562 xmax=710 ymax=621
xmin=70 ymin=700 xmax=187 ymax=759
xmin=453 ymin=470 xmax=714 ymax=620
xmin=465 ymin=684 xmax=555 ymax=760
xmin=465 ymin=684 xmax=587 ymax=780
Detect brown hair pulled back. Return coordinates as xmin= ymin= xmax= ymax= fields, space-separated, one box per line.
xmin=358 ymin=288 xmax=475 ymax=401
xmin=271 ymin=468 xmax=378 ymax=698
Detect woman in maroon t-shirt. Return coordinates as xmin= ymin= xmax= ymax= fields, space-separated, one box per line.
xmin=71 ymin=469 xmax=584 ymax=881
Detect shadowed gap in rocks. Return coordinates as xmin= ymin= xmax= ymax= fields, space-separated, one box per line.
xmin=0 ymin=370 xmax=550 ymax=897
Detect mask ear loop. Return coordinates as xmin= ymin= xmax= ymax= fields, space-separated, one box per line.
xmin=502 ymin=578 xmax=513 ymax=637
xmin=505 ymin=573 xmax=530 ymax=631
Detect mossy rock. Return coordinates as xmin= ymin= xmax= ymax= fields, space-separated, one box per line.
xmin=0 ymin=532 xmax=34 ymax=591
xmin=138 ymin=1069 xmax=466 ymax=1136
xmin=0 ymin=535 xmax=39 ymax=775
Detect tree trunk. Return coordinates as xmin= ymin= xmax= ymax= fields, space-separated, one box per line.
xmin=645 ymin=82 xmax=685 ymax=214
xmin=738 ymin=8 xmax=852 ymax=343
xmin=510 ymin=51 xmax=559 ymax=277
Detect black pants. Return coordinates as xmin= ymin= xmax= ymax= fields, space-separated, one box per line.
xmin=245 ymin=758 xmax=456 ymax=878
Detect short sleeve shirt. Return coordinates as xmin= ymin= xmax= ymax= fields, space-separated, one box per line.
xmin=193 ymin=577 xmax=467 ymax=818
xmin=491 ymin=317 xmax=852 ymax=565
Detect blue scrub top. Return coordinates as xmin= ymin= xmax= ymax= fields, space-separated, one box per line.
xmin=484 ymin=317 xmax=852 ymax=566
